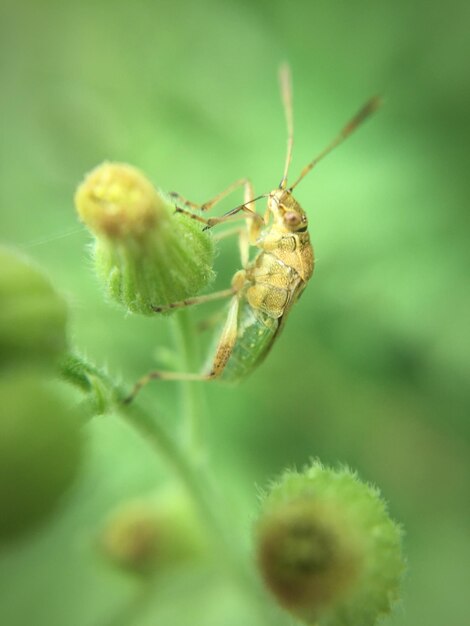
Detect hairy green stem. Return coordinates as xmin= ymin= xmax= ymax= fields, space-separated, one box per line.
xmin=171 ymin=310 xmax=208 ymax=464
xmin=169 ymin=314 xmax=287 ymax=625
xmin=118 ymin=404 xmax=286 ymax=626
xmin=118 ymin=402 xmax=220 ymax=539
xmin=60 ymin=353 xmax=216 ymax=532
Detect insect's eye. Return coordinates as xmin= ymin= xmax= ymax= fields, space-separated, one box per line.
xmin=284 ymin=211 xmax=301 ymax=228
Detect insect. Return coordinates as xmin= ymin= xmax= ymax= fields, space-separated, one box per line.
xmin=127 ymin=65 xmax=381 ymax=401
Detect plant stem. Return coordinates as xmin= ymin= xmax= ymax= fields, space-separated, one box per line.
xmin=118 ymin=400 xmax=286 ymax=626
xmin=169 ymin=313 xmax=288 ymax=624
xmin=171 ymin=309 xmax=208 ymax=465
xmin=61 ymin=349 xmax=285 ymax=624
xmin=119 ymin=400 xmax=215 ymax=531
xmin=60 ymin=352 xmax=216 ymax=536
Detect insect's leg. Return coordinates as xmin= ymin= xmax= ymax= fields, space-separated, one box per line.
xmin=173 ymin=206 xmax=212 ymax=226
xmin=204 ymin=293 xmax=239 ymax=378
xmin=210 ymin=181 xmax=260 ymax=266
xmin=175 ymin=192 xmax=255 ymax=228
xmin=204 ymin=198 xmax=264 ymax=232
xmin=124 ymin=296 xmax=240 ymax=402
xmin=235 ymin=180 xmax=255 ymax=267
xmin=199 ymin=178 xmax=251 ymax=212
xmin=241 ymin=179 xmax=267 ymax=254
xmin=152 ymin=287 xmax=235 ymax=313
xmin=175 ymin=199 xmax=262 ymax=229
xmin=170 ymin=178 xmax=249 ymax=216
xmin=215 ymin=179 xmax=264 ymax=268
xmin=168 ymin=191 xmax=200 ymax=210
xmin=173 ymin=178 xmax=266 ymax=230
xmin=238 ymin=224 xmax=250 ymax=268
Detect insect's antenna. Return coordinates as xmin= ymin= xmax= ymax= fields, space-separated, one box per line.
xmin=202 ymin=193 xmax=268 ymax=231
xmin=221 ymin=193 xmax=268 ymax=218
xmin=279 ymin=63 xmax=294 ymax=190
xmin=289 ymin=95 xmax=383 ymax=191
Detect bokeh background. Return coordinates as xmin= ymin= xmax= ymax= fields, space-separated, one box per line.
xmin=1 ymin=0 xmax=469 ymax=625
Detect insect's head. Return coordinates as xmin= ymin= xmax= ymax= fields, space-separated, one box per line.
xmin=268 ymin=189 xmax=308 ymax=233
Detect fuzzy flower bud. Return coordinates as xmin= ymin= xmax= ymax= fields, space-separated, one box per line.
xmin=100 ymin=488 xmax=207 ymax=576
xmin=0 ymin=374 xmax=83 ymax=542
xmin=255 ymin=462 xmax=404 ymax=626
xmin=74 ymin=163 xmax=215 ymax=314
xmin=0 ymin=246 xmax=68 ymax=371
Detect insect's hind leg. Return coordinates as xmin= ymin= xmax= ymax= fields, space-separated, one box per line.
xmin=124 ymin=296 xmax=240 ymax=403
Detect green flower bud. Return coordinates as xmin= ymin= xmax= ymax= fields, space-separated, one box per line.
xmin=100 ymin=488 xmax=207 ymax=576
xmin=255 ymin=462 xmax=404 ymax=626
xmin=74 ymin=163 xmax=215 ymax=315
xmin=0 ymin=246 xmax=68 ymax=371
xmin=0 ymin=374 xmax=83 ymax=542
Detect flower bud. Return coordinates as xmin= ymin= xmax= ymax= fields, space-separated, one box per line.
xmin=0 ymin=374 xmax=83 ymax=542
xmin=100 ymin=488 xmax=207 ymax=576
xmin=0 ymin=246 xmax=68 ymax=371
xmin=255 ymin=462 xmax=404 ymax=626
xmin=74 ymin=163 xmax=215 ymax=315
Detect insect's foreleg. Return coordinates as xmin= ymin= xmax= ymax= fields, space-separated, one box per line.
xmin=152 ymin=287 xmax=235 ymax=313
xmin=199 ymin=178 xmax=251 ymax=212
xmin=173 ymin=202 xmax=257 ymax=228
xmin=242 ymin=179 xmax=266 ymax=246
xmin=124 ymin=296 xmax=240 ymax=402
xmin=168 ymin=191 xmax=200 ymax=210
xmin=237 ymin=180 xmax=257 ymax=267
xmin=212 ymin=180 xmax=260 ymax=269
xmin=204 ymin=203 xmax=263 ymax=230
xmin=170 ymin=178 xmax=251 ymax=215
xmin=174 ymin=178 xmax=261 ymax=229
xmin=173 ymin=206 xmax=212 ymax=225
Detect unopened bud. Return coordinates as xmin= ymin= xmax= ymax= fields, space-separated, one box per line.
xmin=75 ymin=163 xmax=215 ymax=314
xmin=0 ymin=246 xmax=68 ymax=371
xmin=0 ymin=374 xmax=83 ymax=542
xmin=255 ymin=462 xmax=404 ymax=626
xmin=100 ymin=489 xmax=207 ymax=576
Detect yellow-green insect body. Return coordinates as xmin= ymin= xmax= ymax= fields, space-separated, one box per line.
xmin=220 ymin=190 xmax=314 ymax=382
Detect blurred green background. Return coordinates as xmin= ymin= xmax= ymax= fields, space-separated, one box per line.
xmin=1 ymin=0 xmax=469 ymax=625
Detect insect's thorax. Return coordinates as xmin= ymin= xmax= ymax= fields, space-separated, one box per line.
xmin=244 ymin=228 xmax=314 ymax=319
xmin=259 ymin=228 xmax=314 ymax=281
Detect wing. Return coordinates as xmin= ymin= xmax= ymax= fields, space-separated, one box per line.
xmin=219 ymin=300 xmax=279 ymax=382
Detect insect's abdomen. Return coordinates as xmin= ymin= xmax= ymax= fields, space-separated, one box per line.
xmin=219 ymin=300 xmax=279 ymax=382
